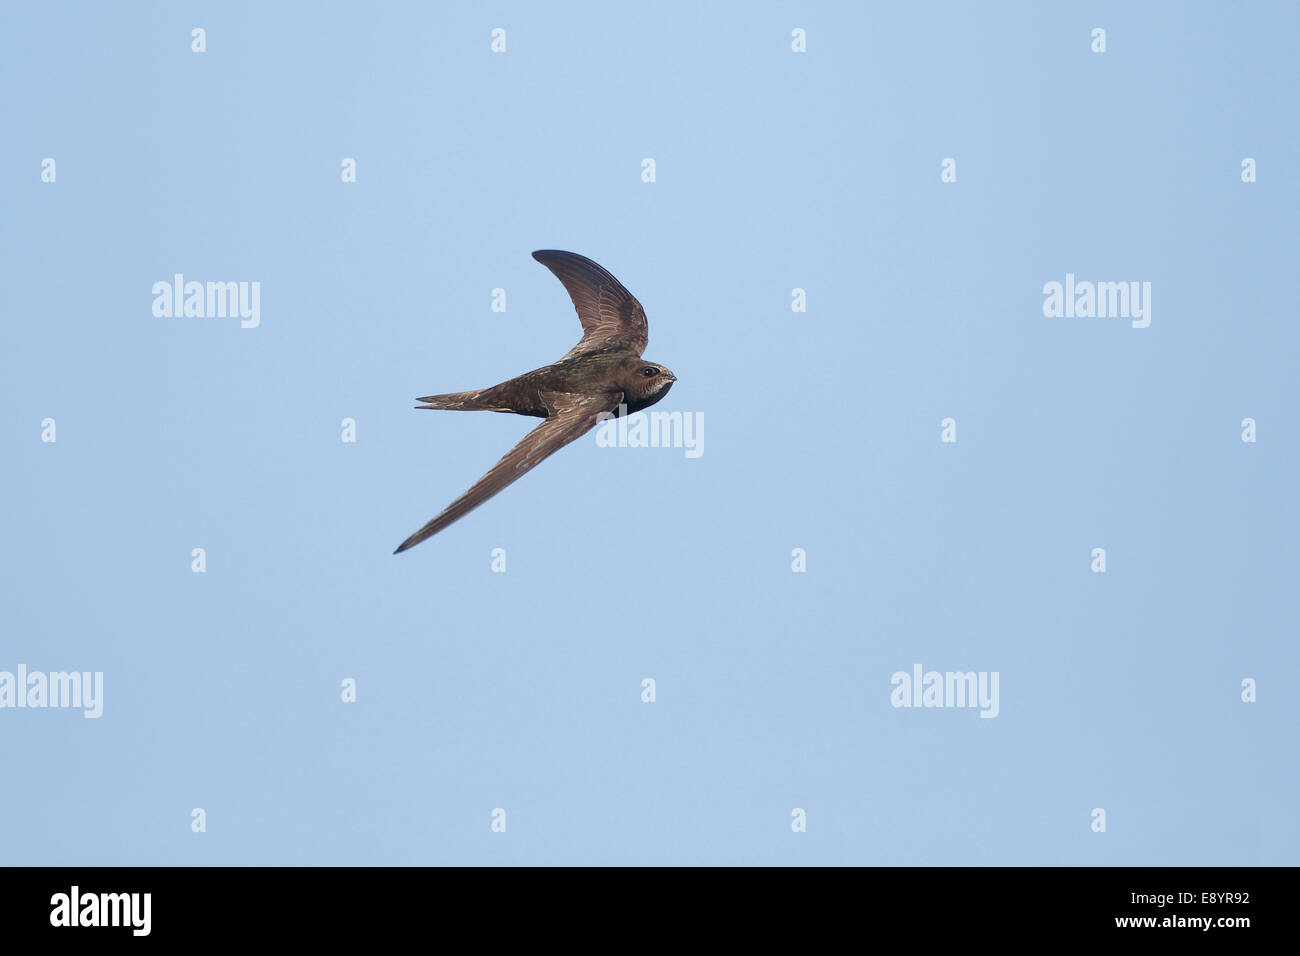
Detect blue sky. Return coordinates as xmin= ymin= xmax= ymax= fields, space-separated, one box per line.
xmin=1 ymin=1 xmax=1296 ymax=865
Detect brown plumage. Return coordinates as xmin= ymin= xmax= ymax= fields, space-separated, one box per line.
xmin=394 ymin=250 xmax=676 ymax=553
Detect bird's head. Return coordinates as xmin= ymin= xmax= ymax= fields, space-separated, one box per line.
xmin=617 ymin=360 xmax=676 ymax=412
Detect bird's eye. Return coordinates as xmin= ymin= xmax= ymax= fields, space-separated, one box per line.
xmin=642 ymin=367 xmax=658 ymax=377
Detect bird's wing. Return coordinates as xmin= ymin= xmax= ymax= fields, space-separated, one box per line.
xmin=531 ymin=250 xmax=649 ymax=358
xmin=394 ymin=390 xmax=624 ymax=553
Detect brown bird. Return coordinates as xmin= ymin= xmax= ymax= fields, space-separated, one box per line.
xmin=394 ymin=250 xmax=676 ymax=553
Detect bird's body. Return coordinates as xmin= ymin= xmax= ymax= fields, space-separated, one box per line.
xmin=417 ymin=348 xmax=672 ymax=419
xmin=394 ymin=250 xmax=675 ymax=553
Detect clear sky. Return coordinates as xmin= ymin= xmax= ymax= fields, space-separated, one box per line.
xmin=2 ymin=1 xmax=1296 ymax=865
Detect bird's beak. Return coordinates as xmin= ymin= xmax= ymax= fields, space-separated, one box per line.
xmin=666 ymin=372 xmax=677 ymax=382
